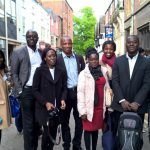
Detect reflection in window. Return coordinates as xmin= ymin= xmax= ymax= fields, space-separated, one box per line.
xmin=0 ymin=0 xmax=4 ymax=10
xmin=0 ymin=39 xmax=6 ymax=56
xmin=6 ymin=0 xmax=17 ymax=39
xmin=0 ymin=0 xmax=5 ymax=36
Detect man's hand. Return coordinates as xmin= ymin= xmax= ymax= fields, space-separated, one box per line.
xmin=60 ymin=100 xmax=66 ymax=110
xmin=81 ymin=114 xmax=87 ymax=120
xmin=129 ymin=102 xmax=140 ymax=112
xmin=121 ymin=100 xmax=131 ymax=111
xmin=46 ymin=102 xmax=54 ymax=111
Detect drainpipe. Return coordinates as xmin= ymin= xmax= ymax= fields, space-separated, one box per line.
xmin=4 ymin=0 xmax=9 ymax=66
xmin=131 ymin=0 xmax=134 ymax=34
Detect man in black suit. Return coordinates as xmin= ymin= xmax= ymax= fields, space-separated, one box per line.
xmin=111 ymin=35 xmax=150 ymax=137
xmin=11 ymin=30 xmax=41 ymax=150
xmin=57 ymin=36 xmax=85 ymax=150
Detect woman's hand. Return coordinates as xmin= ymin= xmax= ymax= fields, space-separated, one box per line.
xmin=60 ymin=100 xmax=66 ymax=110
xmin=46 ymin=102 xmax=54 ymax=111
xmin=81 ymin=114 xmax=87 ymax=120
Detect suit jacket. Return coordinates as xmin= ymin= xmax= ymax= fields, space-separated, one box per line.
xmin=57 ymin=53 xmax=85 ymax=77
xmin=111 ymin=54 xmax=150 ymax=114
xmin=32 ymin=64 xmax=67 ymax=125
xmin=11 ymin=46 xmax=41 ymax=94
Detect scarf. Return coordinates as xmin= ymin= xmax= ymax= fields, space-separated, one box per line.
xmin=89 ymin=65 xmax=103 ymax=106
xmin=102 ymin=53 xmax=116 ymax=68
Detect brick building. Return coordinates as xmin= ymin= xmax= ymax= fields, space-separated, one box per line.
xmin=124 ymin=0 xmax=150 ymax=50
xmin=105 ymin=0 xmax=125 ymax=55
xmin=38 ymin=0 xmax=73 ymax=40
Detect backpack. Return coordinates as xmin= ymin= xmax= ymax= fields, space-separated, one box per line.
xmin=116 ymin=112 xmax=143 ymax=150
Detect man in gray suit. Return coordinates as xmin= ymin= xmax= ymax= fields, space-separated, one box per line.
xmin=11 ymin=30 xmax=41 ymax=150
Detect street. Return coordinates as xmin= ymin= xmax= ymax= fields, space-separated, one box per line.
xmin=0 ymin=113 xmax=149 ymax=150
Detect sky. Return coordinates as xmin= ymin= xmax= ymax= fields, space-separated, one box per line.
xmin=67 ymin=0 xmax=112 ymax=20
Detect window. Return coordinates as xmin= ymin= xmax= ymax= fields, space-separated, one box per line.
xmin=51 ymin=36 xmax=54 ymax=46
xmin=0 ymin=39 xmax=6 ymax=55
xmin=138 ymin=24 xmax=150 ymax=49
xmin=0 ymin=0 xmax=5 ymax=36
xmin=6 ymin=0 xmax=17 ymax=39
xmin=0 ymin=0 xmax=4 ymax=10
xmin=32 ymin=21 xmax=35 ymax=30
xmin=22 ymin=17 xmax=25 ymax=35
xmin=41 ymin=27 xmax=45 ymax=40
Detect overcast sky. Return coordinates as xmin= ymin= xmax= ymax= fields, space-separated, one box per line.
xmin=67 ymin=0 xmax=112 ymax=20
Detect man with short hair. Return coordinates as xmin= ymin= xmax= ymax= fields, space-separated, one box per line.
xmin=111 ymin=35 xmax=150 ymax=148
xmin=57 ymin=36 xmax=85 ymax=150
xmin=11 ymin=30 xmax=41 ymax=150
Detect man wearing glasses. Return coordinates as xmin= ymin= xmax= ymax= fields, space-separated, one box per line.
xmin=11 ymin=30 xmax=41 ymax=150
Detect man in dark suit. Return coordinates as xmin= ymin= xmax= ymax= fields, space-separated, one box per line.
xmin=11 ymin=30 xmax=41 ymax=150
xmin=111 ymin=35 xmax=150 ymax=137
xmin=57 ymin=36 xmax=85 ymax=150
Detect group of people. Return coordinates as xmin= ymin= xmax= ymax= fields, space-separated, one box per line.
xmin=0 ymin=29 xmax=149 ymax=150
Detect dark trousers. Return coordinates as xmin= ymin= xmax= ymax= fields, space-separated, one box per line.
xmin=41 ymin=119 xmax=59 ymax=150
xmin=84 ymin=130 xmax=98 ymax=150
xmin=61 ymin=89 xmax=83 ymax=149
xmin=20 ymin=88 xmax=39 ymax=150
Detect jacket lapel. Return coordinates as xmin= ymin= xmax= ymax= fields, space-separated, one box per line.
xmin=23 ymin=46 xmax=31 ymax=78
xmin=75 ymin=54 xmax=80 ymax=74
xmin=57 ymin=54 xmax=67 ymax=72
xmin=122 ymin=55 xmax=130 ymax=80
xmin=42 ymin=65 xmax=62 ymax=84
xmin=53 ymin=66 xmax=62 ymax=84
xmin=42 ymin=65 xmax=54 ymax=83
xmin=131 ymin=54 xmax=143 ymax=80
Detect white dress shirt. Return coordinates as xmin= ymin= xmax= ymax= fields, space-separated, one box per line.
xmin=49 ymin=68 xmax=55 ymax=80
xmin=26 ymin=46 xmax=42 ymax=86
xmin=119 ymin=52 xmax=139 ymax=103
xmin=126 ymin=52 xmax=139 ymax=79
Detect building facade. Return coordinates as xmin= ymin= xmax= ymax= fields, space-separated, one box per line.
xmin=105 ymin=0 xmax=125 ymax=55
xmin=0 ymin=0 xmax=19 ymax=65
xmin=124 ymin=0 xmax=150 ymax=50
xmin=0 ymin=0 xmax=51 ymax=65
xmin=48 ymin=9 xmax=63 ymax=48
xmin=38 ymin=0 xmax=73 ymax=40
xmin=17 ymin=0 xmax=50 ymax=45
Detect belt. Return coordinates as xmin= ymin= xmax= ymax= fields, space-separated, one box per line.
xmin=24 ymin=85 xmax=32 ymax=89
xmin=67 ymin=86 xmax=77 ymax=91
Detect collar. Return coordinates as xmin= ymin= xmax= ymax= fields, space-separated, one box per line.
xmin=126 ymin=52 xmax=139 ymax=60
xmin=27 ymin=46 xmax=38 ymax=53
xmin=62 ymin=51 xmax=75 ymax=58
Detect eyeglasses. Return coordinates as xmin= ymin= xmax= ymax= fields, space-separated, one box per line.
xmin=26 ymin=35 xmax=38 ymax=39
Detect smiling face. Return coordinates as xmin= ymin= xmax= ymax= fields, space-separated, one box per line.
xmin=126 ymin=35 xmax=139 ymax=55
xmin=61 ymin=36 xmax=72 ymax=56
xmin=44 ymin=50 xmax=57 ymax=68
xmin=88 ymin=53 xmax=99 ymax=68
xmin=26 ymin=30 xmax=38 ymax=49
xmin=103 ymin=44 xmax=115 ymax=59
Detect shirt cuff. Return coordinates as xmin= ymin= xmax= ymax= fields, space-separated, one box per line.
xmin=119 ymin=99 xmax=125 ymax=103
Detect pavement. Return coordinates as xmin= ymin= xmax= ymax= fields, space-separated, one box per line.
xmin=0 ymin=113 xmax=149 ymax=150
